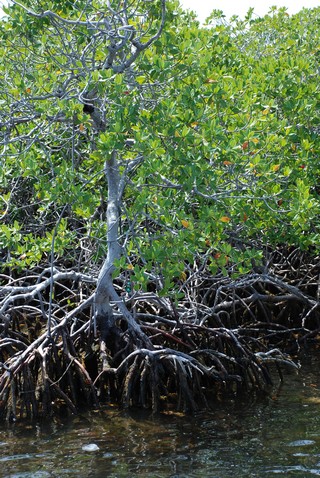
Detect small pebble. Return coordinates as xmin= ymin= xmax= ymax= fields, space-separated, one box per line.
xmin=82 ymin=443 xmax=100 ymax=452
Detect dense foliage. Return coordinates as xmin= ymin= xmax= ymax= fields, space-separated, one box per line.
xmin=0 ymin=2 xmax=319 ymax=294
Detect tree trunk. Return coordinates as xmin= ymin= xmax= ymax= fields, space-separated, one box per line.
xmin=94 ymin=150 xmax=121 ymax=348
xmin=94 ymin=150 xmax=153 ymax=355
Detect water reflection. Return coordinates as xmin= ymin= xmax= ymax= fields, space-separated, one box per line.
xmin=1 ymin=352 xmax=320 ymax=478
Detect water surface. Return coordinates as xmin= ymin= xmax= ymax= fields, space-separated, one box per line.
xmin=1 ymin=352 xmax=320 ymax=477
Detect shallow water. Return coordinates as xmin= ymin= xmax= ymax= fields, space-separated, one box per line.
xmin=1 ymin=352 xmax=320 ymax=478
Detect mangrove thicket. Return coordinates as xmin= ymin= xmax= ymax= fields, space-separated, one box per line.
xmin=0 ymin=0 xmax=319 ymax=420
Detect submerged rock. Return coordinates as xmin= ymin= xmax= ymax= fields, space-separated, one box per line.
xmin=81 ymin=443 xmax=100 ymax=452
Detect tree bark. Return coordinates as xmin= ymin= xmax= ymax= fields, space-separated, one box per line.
xmin=94 ymin=150 xmax=121 ymax=345
xmin=94 ymin=150 xmax=152 ymax=351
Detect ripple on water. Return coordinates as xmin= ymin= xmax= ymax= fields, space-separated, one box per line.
xmin=266 ymin=465 xmax=320 ymax=475
xmin=288 ymin=440 xmax=316 ymax=447
xmin=0 ymin=453 xmax=47 ymax=462
xmin=3 ymin=472 xmax=51 ymax=478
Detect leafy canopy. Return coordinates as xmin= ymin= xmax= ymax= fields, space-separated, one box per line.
xmin=0 ymin=1 xmax=319 ymax=294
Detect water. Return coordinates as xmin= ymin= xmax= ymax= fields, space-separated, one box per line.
xmin=0 ymin=352 xmax=320 ymax=478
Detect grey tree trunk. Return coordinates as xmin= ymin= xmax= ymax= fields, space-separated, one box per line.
xmin=95 ymin=150 xmax=152 ymax=352
xmin=94 ymin=150 xmax=121 ymax=342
